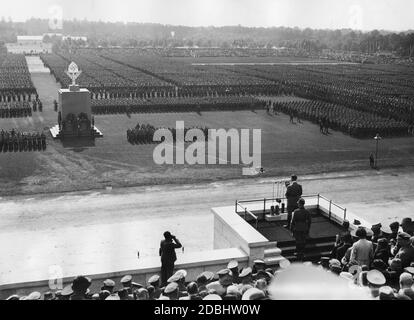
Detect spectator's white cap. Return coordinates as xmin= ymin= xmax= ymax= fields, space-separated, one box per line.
xmin=105 ymin=294 xmax=120 ymax=300
xmin=366 ymin=269 xmax=386 ymax=286
xmin=227 ymin=260 xmax=238 ymax=269
xmin=164 ymin=282 xmax=179 ymax=294
xmin=404 ymin=267 xmax=414 ymax=275
xmin=378 ymin=286 xmax=395 ymax=299
xmin=226 ymin=285 xmax=240 ymax=296
xmin=175 ymin=269 xmax=187 ymax=278
xmin=279 ymin=259 xmax=291 ymax=269
xmin=148 ymin=274 xmax=160 ymax=284
xmin=242 ymin=288 xmax=266 ymax=300
xmin=158 ymin=295 xmax=170 ymax=300
xmin=26 ymin=291 xmax=42 ymax=300
xmin=239 ymin=267 xmax=252 ymax=278
xmin=203 ymin=294 xmax=222 ymax=300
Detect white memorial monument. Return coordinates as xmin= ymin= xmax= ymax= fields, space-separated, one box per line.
xmin=50 ymin=62 xmax=102 ymax=139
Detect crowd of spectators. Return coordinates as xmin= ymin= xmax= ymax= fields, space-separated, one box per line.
xmin=6 ymin=217 xmax=413 ymax=300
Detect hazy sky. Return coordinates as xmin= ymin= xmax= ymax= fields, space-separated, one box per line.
xmin=0 ymin=0 xmax=413 ymax=31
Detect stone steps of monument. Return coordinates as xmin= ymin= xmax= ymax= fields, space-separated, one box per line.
xmin=49 ymin=125 xmax=103 ymax=139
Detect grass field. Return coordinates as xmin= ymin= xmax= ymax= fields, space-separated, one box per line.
xmin=1 ymin=71 xmax=414 ymax=196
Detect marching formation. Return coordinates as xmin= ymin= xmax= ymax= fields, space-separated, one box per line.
xmin=270 ymin=100 xmax=411 ymax=138
xmin=0 ymin=53 xmax=40 ymax=118
xmin=0 ymin=129 xmax=47 ymax=152
xmin=92 ymin=96 xmax=264 ymax=114
xmin=127 ymin=123 xmax=210 ymax=144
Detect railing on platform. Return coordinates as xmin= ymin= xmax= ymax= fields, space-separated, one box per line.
xmin=235 ymin=201 xmax=259 ymax=229
xmin=235 ymin=194 xmax=347 ymax=227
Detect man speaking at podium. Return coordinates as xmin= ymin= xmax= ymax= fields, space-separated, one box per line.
xmin=284 ymin=175 xmax=303 ymax=229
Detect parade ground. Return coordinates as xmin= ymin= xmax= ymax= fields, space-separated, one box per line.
xmin=1 ymin=68 xmax=414 ymax=196
xmin=1 ymin=167 xmax=414 ymax=286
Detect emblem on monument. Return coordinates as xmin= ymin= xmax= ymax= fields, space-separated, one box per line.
xmin=65 ymin=62 xmax=82 ymax=85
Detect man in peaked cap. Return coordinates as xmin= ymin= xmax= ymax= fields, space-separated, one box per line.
xmin=162 ymin=282 xmax=179 ymax=300
xmin=387 ymin=222 xmax=400 ymax=241
xmin=179 ymin=282 xmax=202 ymax=300
xmin=393 ymin=232 xmax=414 ymax=268
xmin=120 ymin=274 xmax=132 ymax=289
xmin=70 ymin=275 xmax=92 ymax=300
xmin=60 ymin=285 xmax=74 ymax=300
xmin=99 ymin=290 xmax=111 ymax=300
xmin=367 ymin=269 xmax=386 ymax=286
xmin=148 ymin=274 xmax=161 ymax=299
xmin=371 ymin=223 xmax=384 ymax=243
xmin=378 ymin=286 xmax=397 ymax=300
xmin=175 ymin=269 xmax=188 ymax=292
xmin=43 ymin=292 xmax=54 ymax=300
xmin=404 ymin=266 xmax=414 ymax=276
xmin=196 ymin=273 xmax=211 ymax=296
xmin=242 ymin=288 xmax=266 ymax=300
xmin=252 ymin=259 xmax=266 ymax=274
xmin=238 ymin=267 xmax=254 ymax=287
xmin=26 ymin=291 xmax=42 ymax=300
xmin=206 ymin=269 xmax=232 ymax=296
xmin=401 ymin=218 xmax=413 ymax=234
xmin=290 ymin=198 xmax=312 ymax=260
xmin=101 ymin=279 xmax=115 ymax=293
xmin=366 ymin=269 xmax=386 ymax=298
xmin=227 ymin=260 xmax=240 ymax=284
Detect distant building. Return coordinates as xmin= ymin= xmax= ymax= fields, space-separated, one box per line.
xmin=6 ymin=35 xmax=52 ymax=54
xmin=62 ymin=36 xmax=88 ymax=42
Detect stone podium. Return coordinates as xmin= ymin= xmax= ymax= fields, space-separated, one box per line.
xmin=50 ymin=62 xmax=102 ymax=139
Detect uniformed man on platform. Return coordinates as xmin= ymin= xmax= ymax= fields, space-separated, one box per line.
xmin=284 ymin=175 xmax=303 ymax=229
xmin=290 ymin=198 xmax=312 ymax=260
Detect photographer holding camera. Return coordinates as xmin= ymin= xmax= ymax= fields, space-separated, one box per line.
xmin=159 ymin=231 xmax=182 ymax=286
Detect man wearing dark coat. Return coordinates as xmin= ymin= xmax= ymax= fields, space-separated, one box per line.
xmin=285 ymin=175 xmax=303 ymax=229
xmin=159 ymin=231 xmax=182 ymax=286
xmin=290 ymin=198 xmax=312 ymax=259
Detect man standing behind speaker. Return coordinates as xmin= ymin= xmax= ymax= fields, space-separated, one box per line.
xmin=284 ymin=175 xmax=303 ymax=229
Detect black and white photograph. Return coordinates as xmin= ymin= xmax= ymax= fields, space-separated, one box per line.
xmin=0 ymin=0 xmax=414 ymax=308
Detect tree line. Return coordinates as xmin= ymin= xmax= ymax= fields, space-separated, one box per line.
xmin=1 ymin=18 xmax=414 ymax=56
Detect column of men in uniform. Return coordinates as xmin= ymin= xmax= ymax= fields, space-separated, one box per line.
xmin=127 ymin=124 xmax=210 ymax=144
xmin=0 ymin=92 xmax=42 ymax=117
xmin=0 ymin=129 xmax=46 ymax=152
xmin=270 ymin=99 xmax=410 ymax=138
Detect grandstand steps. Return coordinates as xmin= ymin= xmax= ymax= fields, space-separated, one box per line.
xmin=264 ymin=255 xmax=289 ymax=266
xmin=264 ymin=247 xmax=282 ymax=257
xmin=279 ymin=239 xmax=336 ymax=263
